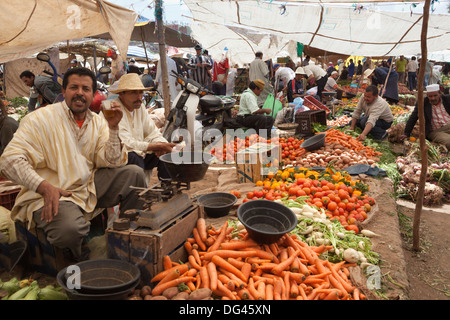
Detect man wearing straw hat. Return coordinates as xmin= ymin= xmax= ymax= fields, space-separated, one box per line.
xmin=0 ymin=67 xmax=147 ymax=262
xmin=103 ymin=73 xmax=177 ymax=180
xmin=401 ymin=84 xmax=450 ymax=149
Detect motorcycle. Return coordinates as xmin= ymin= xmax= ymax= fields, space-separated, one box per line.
xmin=36 ymin=52 xmax=65 ymax=104
xmin=162 ymin=71 xmax=236 ymax=147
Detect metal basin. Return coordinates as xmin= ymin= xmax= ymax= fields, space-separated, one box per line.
xmin=159 ymin=151 xmax=214 ymax=183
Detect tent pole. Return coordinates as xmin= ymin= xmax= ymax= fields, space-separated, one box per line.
xmin=380 ymin=57 xmax=394 ymax=99
xmin=155 ymin=0 xmax=172 ymax=119
xmin=140 ymin=27 xmax=151 ymax=71
xmin=413 ymin=0 xmax=431 ymax=252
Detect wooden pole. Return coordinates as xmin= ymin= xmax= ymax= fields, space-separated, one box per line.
xmin=139 ymin=27 xmax=151 ymax=71
xmin=155 ymin=0 xmax=171 ymax=118
xmin=380 ymin=56 xmax=394 ymax=99
xmin=412 ymin=0 xmax=431 ymax=252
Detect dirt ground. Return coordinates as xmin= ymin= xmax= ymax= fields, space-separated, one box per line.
xmin=1 ymin=165 xmax=449 ymax=300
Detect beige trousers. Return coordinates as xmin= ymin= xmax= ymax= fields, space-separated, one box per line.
xmin=32 ymin=165 xmax=146 ymax=260
xmin=429 ymin=123 xmax=450 ymax=150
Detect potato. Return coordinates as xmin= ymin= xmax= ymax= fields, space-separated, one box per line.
xmin=141 ymin=285 xmax=152 ymax=297
xmin=189 ymin=288 xmax=212 ymax=300
xmin=162 ymin=286 xmax=180 ymax=299
xmin=150 ymin=295 xmax=168 ymax=300
xmin=172 ymin=292 xmax=190 ymax=300
xmin=144 ymin=295 xmax=153 ymax=300
xmin=127 ymin=295 xmax=143 ymax=300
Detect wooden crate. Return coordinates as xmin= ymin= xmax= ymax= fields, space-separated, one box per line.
xmin=106 ymin=204 xmax=199 ymax=285
xmin=294 ymin=110 xmax=327 ymax=137
xmin=15 ymin=221 xmax=68 ymax=277
xmin=235 ymin=143 xmax=281 ymax=183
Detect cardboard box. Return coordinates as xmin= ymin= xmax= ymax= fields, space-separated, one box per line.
xmin=235 ymin=143 xmax=281 ymax=183
xmin=106 ymin=204 xmax=199 ymax=284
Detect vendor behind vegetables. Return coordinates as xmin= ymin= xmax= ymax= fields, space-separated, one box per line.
xmin=100 ymin=73 xmax=176 ymax=180
xmin=0 ymin=67 xmax=148 ymax=262
xmin=349 ymin=84 xmax=394 ymax=141
xmin=399 ymin=84 xmax=450 ymax=150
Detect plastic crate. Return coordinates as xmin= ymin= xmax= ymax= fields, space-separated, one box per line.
xmin=294 ymin=110 xmax=327 ymax=137
xmin=0 ymin=188 xmax=20 ymax=210
xmin=303 ymin=96 xmax=331 ymax=116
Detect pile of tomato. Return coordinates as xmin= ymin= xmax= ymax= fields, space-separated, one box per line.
xmin=240 ymin=168 xmax=375 ymax=233
xmin=279 ymin=136 xmax=305 ymax=163
xmin=209 ymin=134 xmax=305 ymax=163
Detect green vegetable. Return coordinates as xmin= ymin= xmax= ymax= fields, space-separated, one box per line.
xmin=22 ymin=287 xmax=39 ymax=300
xmin=37 ymin=285 xmax=68 ymax=300
xmin=7 ymin=281 xmax=38 ymax=300
xmin=0 ymin=277 xmax=20 ymax=294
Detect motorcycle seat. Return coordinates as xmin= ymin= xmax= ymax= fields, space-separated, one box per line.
xmin=199 ymin=95 xmax=223 ymax=109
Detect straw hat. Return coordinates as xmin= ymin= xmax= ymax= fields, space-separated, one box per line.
xmin=363 ymin=68 xmax=374 ymax=79
xmin=109 ymin=73 xmax=153 ymax=94
xmin=295 ymin=67 xmax=307 ymax=75
xmin=253 ymin=79 xmax=265 ymax=90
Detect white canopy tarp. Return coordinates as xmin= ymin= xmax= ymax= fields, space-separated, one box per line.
xmin=184 ymin=0 xmax=450 ymax=64
xmin=0 ymin=0 xmax=137 ymax=64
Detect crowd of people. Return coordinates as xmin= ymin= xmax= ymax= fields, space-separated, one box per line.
xmin=1 ymin=44 xmax=449 ymax=262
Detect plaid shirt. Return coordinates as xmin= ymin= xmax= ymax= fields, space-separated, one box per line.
xmin=431 ymin=101 xmax=450 ymax=131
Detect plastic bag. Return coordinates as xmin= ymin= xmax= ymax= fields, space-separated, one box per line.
xmin=263 ymin=93 xmax=283 ymax=119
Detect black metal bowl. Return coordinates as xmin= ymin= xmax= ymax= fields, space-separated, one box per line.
xmin=237 ymin=200 xmax=298 ymax=244
xmin=197 ymin=192 xmax=237 ymax=218
xmin=301 ymin=133 xmax=326 ymax=151
xmin=159 ymin=151 xmax=214 ymax=183
xmin=57 ymin=259 xmax=140 ymax=296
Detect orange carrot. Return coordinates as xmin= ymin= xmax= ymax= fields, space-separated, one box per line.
xmin=257 ymin=281 xmax=266 ymax=301
xmin=218 ymin=268 xmax=246 ymax=289
xmin=241 ymin=262 xmax=252 ymax=282
xmin=207 ymin=220 xmax=228 ymax=252
xmin=353 ymin=288 xmax=361 ymax=300
xmin=298 ymin=283 xmax=308 ymax=300
xmin=195 ymin=273 xmax=201 ymax=289
xmin=199 ymin=266 xmax=210 ymax=289
xmin=192 ymin=227 xmax=207 ymax=251
xmin=151 ymin=276 xmax=196 ymax=296
xmin=238 ymin=288 xmax=251 ymax=300
xmin=218 ymin=274 xmax=235 ymax=291
xmin=163 ymin=255 xmax=172 ymax=270
xmin=241 ymin=247 xmax=275 ymax=261
xmin=203 ymin=249 xmax=258 ymax=261
xmin=273 ymin=278 xmax=283 ymax=300
xmin=271 ymin=249 xmax=301 ymax=275
xmin=192 ymin=248 xmax=202 ymax=266
xmin=196 ymin=218 xmax=208 ymax=242
xmin=188 ymin=255 xmax=202 ymax=270
xmin=207 ymin=261 xmax=218 ymax=291
xmin=248 ymin=278 xmax=263 ymax=300
xmin=283 ymin=271 xmax=290 ymax=300
xmin=228 ymin=257 xmax=246 ymax=269
xmin=212 ymin=255 xmax=247 ymax=282
xmin=219 ymin=239 xmax=257 ymax=250
xmin=290 ymin=280 xmax=299 ymax=298
xmin=216 ymin=280 xmax=236 ymax=300
xmin=186 ymin=281 xmax=196 ymax=292
xmin=151 ymin=263 xmax=190 ymax=283
xmin=205 ymin=236 xmax=216 ymax=247
xmin=265 ymin=283 xmax=274 ymax=300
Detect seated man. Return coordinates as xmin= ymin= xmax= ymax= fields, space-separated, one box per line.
xmin=0 ymin=67 xmax=147 ymax=262
xmin=350 ymin=85 xmax=394 ymax=141
xmin=20 ymin=70 xmax=62 ymax=112
xmin=401 ymin=84 xmax=450 ymax=150
xmin=103 ymin=73 xmax=176 ymax=180
xmin=236 ymin=79 xmax=274 ymax=134
xmin=324 ymin=71 xmax=343 ymax=93
xmin=286 ymin=67 xmax=307 ymax=103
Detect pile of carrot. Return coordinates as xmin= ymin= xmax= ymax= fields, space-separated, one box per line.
xmin=150 ymin=218 xmax=367 ymax=300
xmin=324 ymin=128 xmax=382 ymax=159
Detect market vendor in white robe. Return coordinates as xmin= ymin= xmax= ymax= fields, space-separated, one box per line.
xmin=249 ymin=51 xmax=274 ymax=107
xmin=101 ymin=73 xmax=176 ymax=180
xmin=0 ymin=67 xmax=147 ymax=262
